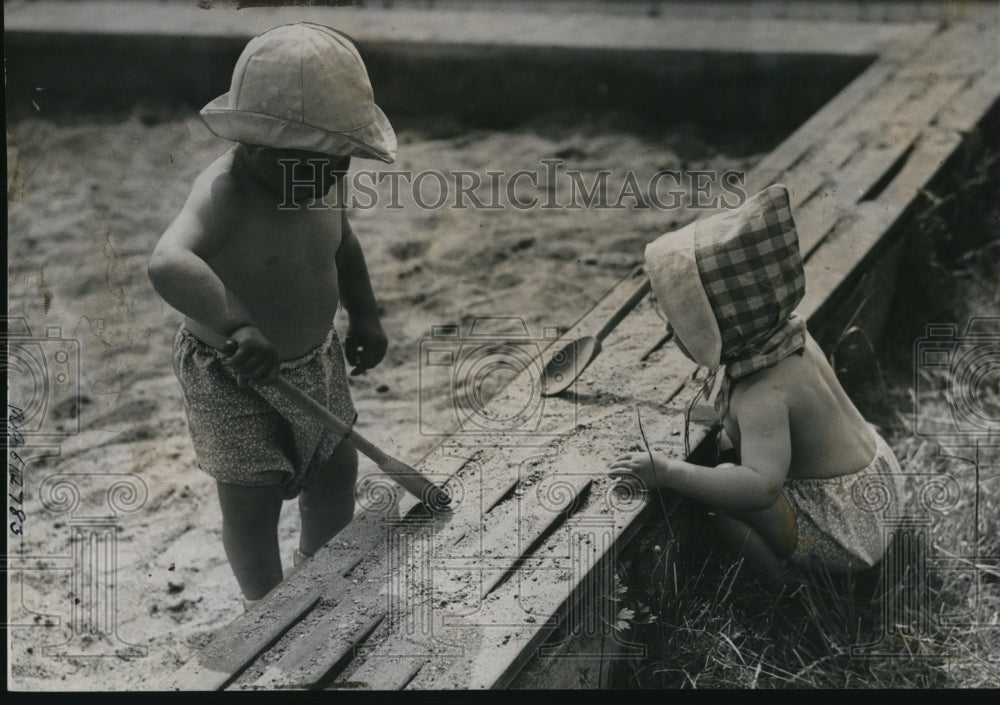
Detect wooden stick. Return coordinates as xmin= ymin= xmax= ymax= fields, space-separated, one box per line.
xmin=271 ymin=377 xmax=449 ymax=508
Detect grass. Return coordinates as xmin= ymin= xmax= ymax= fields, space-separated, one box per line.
xmin=611 ymin=138 xmax=1000 ymax=689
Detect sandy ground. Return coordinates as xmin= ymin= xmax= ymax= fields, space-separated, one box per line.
xmin=6 ymin=107 xmax=763 ymax=690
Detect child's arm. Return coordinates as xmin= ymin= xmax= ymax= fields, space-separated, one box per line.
xmin=148 ymin=195 xmax=278 ymax=383
xmin=610 ymin=387 xmax=791 ymax=512
xmin=336 ymin=212 xmax=387 ymax=376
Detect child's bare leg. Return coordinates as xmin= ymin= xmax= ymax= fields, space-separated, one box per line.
xmin=298 ymin=441 xmax=358 ymax=557
xmin=706 ymin=513 xmax=790 ymax=577
xmin=735 ymin=493 xmax=798 ymax=557
xmin=216 ymin=481 xmax=284 ymax=600
xmin=706 ymin=495 xmax=799 ymax=581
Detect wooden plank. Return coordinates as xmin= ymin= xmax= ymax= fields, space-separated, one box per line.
xmin=250 ymin=612 xmax=387 ymax=690
xmin=410 ymin=426 xmax=716 ymax=690
xmin=239 ymin=438 xmax=594 ymax=688
xmin=539 ymin=268 xmax=651 ymax=347
xmin=935 ymin=69 xmax=1000 ymax=133
xmin=247 ymin=570 xmax=406 ymax=688
xmin=161 ymin=588 xmax=323 ymax=691
xmin=449 ymin=477 xmax=596 ymax=597
xmin=3 ymin=3 xmax=924 ymax=57
xmin=795 ymin=123 xmax=921 ymax=258
xmin=761 ymin=20 xmax=983 ymax=204
xmin=745 ymin=60 xmax=898 ymax=195
xmin=777 ymin=155 xmax=833 ymax=211
xmin=800 ymin=126 xmax=966 ymax=323
xmin=797 ymin=26 xmax=998 ymax=319
xmin=417 ymin=535 xmax=597 ymax=689
xmin=821 ymin=77 xmax=920 ymax=164
xmin=323 ymin=448 xmax=605 ymax=689
xmin=162 ymin=448 xmax=471 ymax=690
xmin=388 ymin=327 xmax=710 ymax=689
xmin=467 ymin=518 xmax=641 ymax=691
xmin=744 ymin=22 xmax=938 ymax=195
xmin=797 ymin=66 xmax=963 ymax=180
xmin=794 ymin=69 xmax=970 ymax=260
xmin=241 ymin=464 xmax=525 ymax=688
xmin=873 ymin=21 xmax=945 ymax=62
xmin=160 ymin=506 xmax=397 ymax=691
xmin=507 ymin=618 xmax=622 ymax=690
xmin=891 ymin=73 xmax=973 ymax=128
xmin=339 ymin=648 xmax=429 ymax=690
xmin=747 ymin=23 xmax=949 ymax=214
xmin=898 ymin=21 xmax=996 ymax=79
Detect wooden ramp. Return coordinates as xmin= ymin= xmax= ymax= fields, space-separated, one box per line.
xmin=162 ymin=16 xmax=999 ymax=692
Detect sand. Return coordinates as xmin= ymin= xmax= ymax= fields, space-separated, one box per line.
xmin=5 ymin=108 xmax=764 ymax=689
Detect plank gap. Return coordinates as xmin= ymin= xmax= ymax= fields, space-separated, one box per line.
xmin=484 ymin=479 xmax=524 ymax=516
xmin=340 ymin=554 xmax=367 ymax=581
xmin=311 ymin=613 xmax=387 ymax=690
xmin=860 ymin=141 xmax=917 ymax=202
xmin=486 ymin=480 xmax=596 ymax=598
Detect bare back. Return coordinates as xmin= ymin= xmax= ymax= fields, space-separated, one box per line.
xmin=725 ymin=333 xmax=876 ymax=480
xmin=178 ymin=149 xmax=344 ymax=358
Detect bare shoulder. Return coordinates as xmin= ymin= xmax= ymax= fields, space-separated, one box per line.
xmin=802 ymin=332 xmax=831 ymax=367
xmin=729 ymin=365 xmax=791 ymax=417
xmin=186 ymin=151 xmax=243 ymax=227
xmin=724 ymin=370 xmax=789 ymax=451
xmin=157 ymin=151 xmax=241 ymax=255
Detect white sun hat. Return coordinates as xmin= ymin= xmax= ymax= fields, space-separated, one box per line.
xmin=200 ymin=22 xmax=397 ymax=163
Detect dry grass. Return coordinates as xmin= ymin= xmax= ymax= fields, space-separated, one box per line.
xmin=613 ymin=139 xmax=1000 ymax=689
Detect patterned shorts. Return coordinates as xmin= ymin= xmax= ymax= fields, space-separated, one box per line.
xmin=173 ymin=325 xmax=357 ymax=500
xmin=784 ymin=430 xmax=903 ymax=573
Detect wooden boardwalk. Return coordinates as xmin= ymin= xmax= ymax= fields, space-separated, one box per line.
xmin=160 ymin=14 xmax=1000 ymax=691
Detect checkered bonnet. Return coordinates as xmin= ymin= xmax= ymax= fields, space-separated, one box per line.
xmin=696 ymin=183 xmax=806 ymax=379
xmin=645 ymin=184 xmax=806 ymax=381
